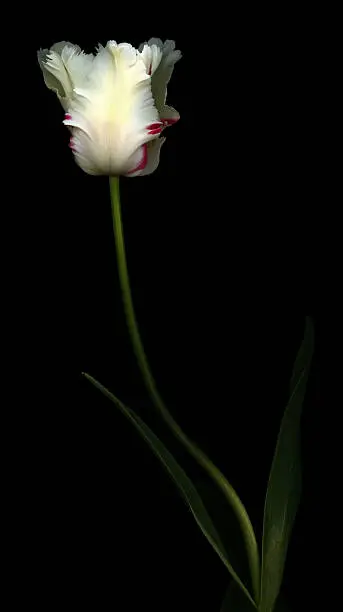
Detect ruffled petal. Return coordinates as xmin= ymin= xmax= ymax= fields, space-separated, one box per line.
xmin=37 ymin=41 xmax=94 ymax=109
xmin=140 ymin=39 xmax=181 ymax=112
xmin=139 ymin=43 xmax=162 ymax=75
xmin=38 ymin=42 xmax=75 ymax=108
xmin=59 ymin=45 xmax=94 ymax=90
xmin=64 ymin=42 xmax=160 ymax=176
xmin=124 ymin=138 xmax=166 ymax=177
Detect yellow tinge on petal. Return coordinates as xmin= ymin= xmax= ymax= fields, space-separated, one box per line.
xmin=64 ymin=42 xmax=160 ymax=176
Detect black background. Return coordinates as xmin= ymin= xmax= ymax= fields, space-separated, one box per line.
xmin=7 ymin=7 xmax=329 ymax=611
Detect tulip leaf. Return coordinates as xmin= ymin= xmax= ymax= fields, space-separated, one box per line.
xmin=194 ymin=476 xmax=252 ymax=590
xmin=83 ymin=372 xmax=256 ymax=608
xmin=220 ymin=580 xmax=256 ymax=611
xmin=221 ymin=582 xmax=292 ymax=612
xmin=260 ymin=317 xmax=314 ymax=612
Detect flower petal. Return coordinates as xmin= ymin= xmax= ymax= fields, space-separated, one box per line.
xmin=124 ymin=138 xmax=166 ymax=177
xmin=37 ymin=41 xmax=94 ymax=109
xmin=161 ymin=104 xmax=180 ymax=127
xmin=125 ymin=144 xmax=148 ymax=175
xmin=59 ymin=45 xmax=94 ymax=90
xmin=64 ymin=42 xmax=160 ymax=176
xmin=139 ymin=43 xmax=163 ymax=75
xmin=38 ymin=43 xmax=75 ymax=107
xmin=140 ymin=39 xmax=181 ymax=112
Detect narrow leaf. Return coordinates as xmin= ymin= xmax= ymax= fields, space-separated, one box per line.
xmin=220 ymin=581 xmax=291 ymax=612
xmin=83 ymin=372 xmax=256 ymax=608
xmin=221 ymin=582 xmax=292 ymax=612
xmin=221 ymin=581 xmax=256 ymax=611
xmin=260 ymin=317 xmax=314 ymax=612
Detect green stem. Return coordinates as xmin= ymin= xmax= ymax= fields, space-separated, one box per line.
xmin=109 ymin=176 xmax=260 ymax=604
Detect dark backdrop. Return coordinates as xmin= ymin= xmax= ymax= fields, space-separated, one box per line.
xmin=8 ymin=9 xmax=327 ymax=611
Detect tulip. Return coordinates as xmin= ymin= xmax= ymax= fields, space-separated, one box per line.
xmin=37 ymin=38 xmax=181 ymax=176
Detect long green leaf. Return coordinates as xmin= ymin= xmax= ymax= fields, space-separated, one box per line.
xmin=83 ymin=372 xmax=256 ymax=608
xmin=260 ymin=317 xmax=314 ymax=612
xmin=221 ymin=582 xmax=291 ymax=612
xmin=221 ymin=581 xmax=256 ymax=611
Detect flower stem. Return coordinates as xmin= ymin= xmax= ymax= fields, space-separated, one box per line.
xmin=109 ymin=176 xmax=260 ymax=604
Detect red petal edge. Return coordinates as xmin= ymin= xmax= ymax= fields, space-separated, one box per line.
xmin=126 ymin=144 xmax=148 ymax=175
xmin=147 ymin=122 xmax=163 ymax=136
xmin=161 ymin=117 xmax=179 ymax=127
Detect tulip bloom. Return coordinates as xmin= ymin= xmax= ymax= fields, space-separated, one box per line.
xmin=38 ymin=38 xmax=181 ymax=176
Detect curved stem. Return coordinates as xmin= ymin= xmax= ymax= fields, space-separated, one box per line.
xmin=109 ymin=176 xmax=260 ymax=604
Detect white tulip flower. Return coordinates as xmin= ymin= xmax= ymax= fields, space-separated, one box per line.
xmin=38 ymin=38 xmax=181 ymax=177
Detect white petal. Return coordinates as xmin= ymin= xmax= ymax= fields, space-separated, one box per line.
xmin=139 ymin=38 xmax=181 ymax=118
xmin=38 ymin=43 xmax=74 ymax=108
xmin=124 ymin=144 xmax=149 ymax=176
xmin=64 ymin=42 xmax=160 ymax=176
xmin=51 ymin=41 xmax=81 ymax=55
xmin=147 ymin=39 xmax=181 ymax=112
xmin=139 ymin=43 xmax=163 ymax=75
xmin=139 ymin=38 xmax=163 ymax=51
xmin=124 ymin=138 xmax=166 ymax=177
xmin=37 ymin=41 xmax=94 ymax=109
xmin=59 ymin=45 xmax=94 ymax=89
